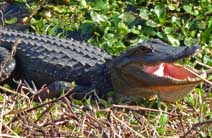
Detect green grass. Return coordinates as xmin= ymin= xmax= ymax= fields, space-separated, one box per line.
xmin=1 ymin=0 xmax=212 ymax=137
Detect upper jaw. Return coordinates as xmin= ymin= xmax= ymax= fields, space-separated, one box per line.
xmin=131 ymin=45 xmax=201 ymax=66
xmin=114 ymin=40 xmax=201 ymax=68
xmin=140 ymin=39 xmax=201 ymax=64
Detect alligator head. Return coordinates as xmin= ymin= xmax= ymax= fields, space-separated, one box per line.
xmin=111 ymin=39 xmax=206 ymax=102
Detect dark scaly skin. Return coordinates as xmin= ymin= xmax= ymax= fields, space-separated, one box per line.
xmin=0 ymin=28 xmax=113 ymax=99
xmin=0 ymin=28 xmax=202 ymax=101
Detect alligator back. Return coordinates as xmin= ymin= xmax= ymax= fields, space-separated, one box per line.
xmin=0 ymin=28 xmax=112 ymax=86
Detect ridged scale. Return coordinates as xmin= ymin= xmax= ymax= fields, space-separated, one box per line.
xmin=0 ymin=29 xmax=112 ymax=63
xmin=0 ymin=28 xmax=113 ymax=85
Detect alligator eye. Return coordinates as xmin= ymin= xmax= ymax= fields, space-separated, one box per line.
xmin=132 ymin=43 xmax=154 ymax=55
xmin=142 ymin=47 xmax=153 ymax=52
xmin=133 ymin=47 xmax=152 ymax=55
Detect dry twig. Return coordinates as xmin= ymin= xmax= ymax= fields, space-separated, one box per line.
xmin=112 ymin=104 xmax=179 ymax=116
xmin=181 ymin=119 xmax=212 ymax=138
xmin=184 ymin=67 xmax=212 ymax=85
xmin=110 ymin=111 xmax=145 ymax=138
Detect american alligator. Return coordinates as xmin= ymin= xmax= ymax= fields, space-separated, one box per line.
xmin=0 ymin=28 xmax=206 ymax=102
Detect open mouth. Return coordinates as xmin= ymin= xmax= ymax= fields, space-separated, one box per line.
xmin=140 ymin=62 xmax=207 ymax=102
xmin=143 ymin=63 xmax=206 ymax=81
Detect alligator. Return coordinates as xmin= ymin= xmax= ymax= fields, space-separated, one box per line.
xmin=0 ymin=28 xmax=206 ymax=102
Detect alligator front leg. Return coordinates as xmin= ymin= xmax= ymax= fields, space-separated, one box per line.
xmin=32 ymin=81 xmax=95 ymax=101
xmin=0 ymin=47 xmax=16 ymax=82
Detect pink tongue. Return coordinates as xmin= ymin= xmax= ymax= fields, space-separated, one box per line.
xmin=143 ymin=63 xmax=197 ymax=80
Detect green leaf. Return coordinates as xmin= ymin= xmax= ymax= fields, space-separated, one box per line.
xmin=90 ymin=11 xmax=108 ymax=24
xmin=121 ymin=12 xmax=136 ymax=25
xmin=201 ymin=18 xmax=212 ymax=42
xmin=159 ymin=114 xmax=168 ymax=127
xmin=93 ymin=0 xmax=108 ymax=11
xmin=152 ymin=5 xmax=166 ymax=19
xmin=183 ymin=5 xmax=199 ymax=16
xmin=118 ymin=22 xmax=129 ymax=35
xmin=77 ymin=0 xmax=87 ymax=8
xmin=171 ymin=16 xmax=178 ymax=23
xmin=203 ymin=54 xmax=212 ymax=65
xmin=104 ymin=33 xmax=115 ymax=39
xmin=184 ymin=37 xmax=193 ymax=46
xmin=163 ymin=27 xmax=176 ymax=34
xmin=96 ymin=111 xmax=105 ymax=118
xmin=167 ymin=35 xmax=180 ymax=46
xmin=80 ymin=20 xmax=95 ymax=35
xmin=167 ymin=3 xmax=177 ymax=11
xmin=111 ymin=12 xmax=122 ymax=27
xmin=130 ymin=27 xmax=141 ymax=35
xmin=0 ymin=94 xmax=4 ymax=102
xmin=146 ymin=19 xmax=161 ymax=28
xmin=184 ymin=95 xmax=195 ymax=107
xmin=143 ymin=26 xmax=156 ymax=36
xmin=5 ymin=17 xmax=18 ymax=25
xmin=157 ymin=114 xmax=168 ymax=135
xmin=207 ymin=74 xmax=212 ymax=80
xmin=200 ymin=0 xmax=212 ymax=13
xmin=195 ymin=20 xmax=207 ymax=30
xmin=139 ymin=8 xmax=149 ymax=20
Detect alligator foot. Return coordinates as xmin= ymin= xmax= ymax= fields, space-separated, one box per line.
xmin=0 ymin=47 xmax=16 ymax=82
xmin=30 ymin=81 xmax=95 ymax=101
